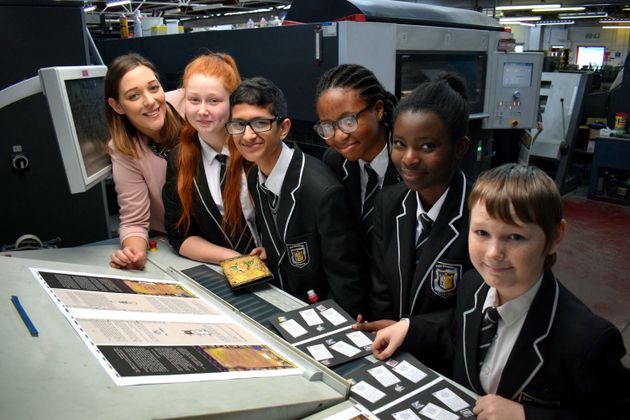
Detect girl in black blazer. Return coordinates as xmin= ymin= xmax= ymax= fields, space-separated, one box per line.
xmin=372 ymin=164 xmax=630 ymax=419
xmin=315 ymin=65 xmax=401 ymax=307
xmin=356 ymin=73 xmax=472 ymax=331
xmin=163 ymin=53 xmax=261 ymax=263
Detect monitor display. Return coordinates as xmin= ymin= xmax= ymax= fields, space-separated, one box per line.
xmin=502 ymin=62 xmax=533 ymax=88
xmin=395 ymin=52 xmax=487 ymax=114
xmin=39 ymin=66 xmax=111 ymax=194
xmin=576 ymin=45 xmax=606 ymax=69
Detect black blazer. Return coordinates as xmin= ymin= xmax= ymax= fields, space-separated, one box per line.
xmin=322 ymin=147 xmax=401 ymax=249
xmin=371 ymin=170 xmax=472 ymax=320
xmin=163 ymin=147 xmax=255 ymax=255
xmin=404 ymin=269 xmax=630 ymax=419
xmin=248 ymin=147 xmax=366 ymax=318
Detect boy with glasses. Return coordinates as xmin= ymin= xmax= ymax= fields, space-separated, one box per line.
xmin=227 ymin=77 xmax=366 ymax=317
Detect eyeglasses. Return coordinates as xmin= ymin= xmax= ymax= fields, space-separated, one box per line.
xmin=225 ymin=117 xmax=282 ymax=135
xmin=313 ymin=106 xmax=370 ymax=140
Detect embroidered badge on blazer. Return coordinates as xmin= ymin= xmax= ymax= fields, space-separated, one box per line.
xmin=287 ymin=242 xmax=310 ymax=268
xmin=431 ymin=262 xmax=462 ymax=298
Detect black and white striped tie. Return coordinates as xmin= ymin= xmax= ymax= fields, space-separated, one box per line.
xmin=415 ymin=213 xmax=433 ymax=264
xmin=362 ymin=163 xmax=379 ymax=236
xmin=478 ymin=307 xmax=500 ymax=369
xmin=260 ymin=182 xmax=278 ymax=213
xmin=215 ymin=154 xmax=228 ymax=192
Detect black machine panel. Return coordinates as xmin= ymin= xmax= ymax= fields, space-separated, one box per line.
xmin=396 ymin=51 xmax=487 ymax=114
xmin=0 ymin=1 xmax=110 ymax=248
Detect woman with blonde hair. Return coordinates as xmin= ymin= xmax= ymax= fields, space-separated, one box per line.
xmin=163 ymin=52 xmax=261 ymax=263
xmin=105 ymin=53 xmax=184 ymax=270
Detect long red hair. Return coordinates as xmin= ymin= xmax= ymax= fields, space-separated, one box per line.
xmin=176 ymin=53 xmax=244 ymax=240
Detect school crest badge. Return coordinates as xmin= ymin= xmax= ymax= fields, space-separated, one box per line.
xmin=431 ymin=262 xmax=461 ymax=298
xmin=287 ymin=242 xmax=310 ymax=268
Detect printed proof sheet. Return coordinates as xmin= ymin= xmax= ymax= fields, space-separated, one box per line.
xmin=31 ymin=268 xmax=302 ymax=386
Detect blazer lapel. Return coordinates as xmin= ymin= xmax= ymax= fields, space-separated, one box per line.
xmin=461 ymin=281 xmax=489 ymax=394
xmin=383 ymin=158 xmax=401 ymax=186
xmin=276 ymin=149 xmax=304 ymax=244
xmin=193 ymin=158 xmax=232 ymax=247
xmin=343 ymin=159 xmax=363 ymax=221
xmin=408 ymin=171 xmax=467 ymax=314
xmin=395 ymin=189 xmax=417 ymax=318
xmin=498 ymin=271 xmax=559 ymax=399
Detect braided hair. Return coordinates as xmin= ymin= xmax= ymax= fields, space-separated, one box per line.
xmin=315 ymin=64 xmax=397 ymax=131
xmin=394 ymin=73 xmax=469 ymax=142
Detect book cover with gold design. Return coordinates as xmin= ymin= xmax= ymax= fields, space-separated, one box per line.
xmin=220 ymin=255 xmax=273 ymax=289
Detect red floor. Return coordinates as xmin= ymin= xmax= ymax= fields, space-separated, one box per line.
xmin=555 ymin=194 xmax=630 ymax=366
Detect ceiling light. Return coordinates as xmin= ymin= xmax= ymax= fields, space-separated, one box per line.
xmin=538 ymin=20 xmax=575 ymax=26
xmin=106 ymin=0 xmax=131 ymax=7
xmin=499 ymin=16 xmax=542 ymax=22
xmin=600 ymin=19 xmax=630 ymax=24
xmin=496 ymin=4 xmax=560 ymax=11
xmin=84 ymin=5 xmax=96 ymax=12
xmin=559 ymin=12 xmax=608 ymax=19
xmin=519 ymin=22 xmax=536 ymax=27
xmin=223 ymin=7 xmax=273 ymax=16
xmin=532 ymin=7 xmax=585 ymax=12
xmin=602 ymin=25 xmax=630 ymax=29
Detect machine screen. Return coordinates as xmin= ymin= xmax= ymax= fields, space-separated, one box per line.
xmin=396 ymin=52 xmax=487 ymax=114
xmin=64 ymin=77 xmax=110 ymax=178
xmin=502 ymin=62 xmax=533 ymax=88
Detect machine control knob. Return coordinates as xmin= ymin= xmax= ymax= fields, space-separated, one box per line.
xmin=11 ymin=153 xmax=29 ymax=171
xmin=511 ymin=120 xmax=519 ymax=127
xmin=513 ymin=90 xmax=521 ymax=99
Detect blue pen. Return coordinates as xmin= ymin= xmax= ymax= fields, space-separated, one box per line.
xmin=11 ymin=295 xmax=39 ymax=337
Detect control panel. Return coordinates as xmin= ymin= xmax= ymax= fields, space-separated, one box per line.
xmin=483 ymin=52 xmax=544 ymax=129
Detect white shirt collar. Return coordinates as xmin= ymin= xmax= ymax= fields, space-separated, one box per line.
xmin=199 ymin=135 xmax=229 ymax=162
xmin=415 ymin=187 xmax=449 ymax=224
xmin=258 ymin=142 xmax=294 ymax=197
xmin=483 ymin=274 xmax=544 ymax=327
xmin=358 ymin=143 xmax=389 ymax=184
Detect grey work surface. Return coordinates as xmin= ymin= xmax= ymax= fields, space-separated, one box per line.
xmin=0 ymin=244 xmax=349 ymax=420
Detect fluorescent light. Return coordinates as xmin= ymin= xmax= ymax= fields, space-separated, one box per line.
xmin=532 ymin=7 xmax=585 ymax=12
xmin=551 ymin=45 xmax=565 ymax=49
xmin=519 ymin=22 xmax=536 ymax=27
xmin=496 ymin=4 xmax=560 ymax=11
xmin=538 ymin=20 xmax=575 ymax=26
xmin=602 ymin=25 xmax=630 ymax=29
xmin=84 ymin=5 xmax=96 ymax=12
xmin=106 ymin=0 xmax=130 ymax=7
xmin=500 ymin=16 xmax=541 ymax=22
xmin=559 ymin=12 xmax=608 ymax=19
xmin=223 ymin=7 xmax=273 ymax=16
xmin=600 ymin=19 xmax=630 ymax=24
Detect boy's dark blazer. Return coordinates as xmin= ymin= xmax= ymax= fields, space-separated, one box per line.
xmin=247 ymin=147 xmax=366 ymax=318
xmin=370 ymin=170 xmax=472 ymax=320
xmin=404 ymin=269 xmax=630 ymax=419
xmin=163 ymin=148 xmax=254 ymax=255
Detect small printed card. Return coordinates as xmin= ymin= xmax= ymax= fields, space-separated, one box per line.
xmin=268 ymin=299 xmax=372 ymax=367
xmin=220 ymin=255 xmax=273 ymax=289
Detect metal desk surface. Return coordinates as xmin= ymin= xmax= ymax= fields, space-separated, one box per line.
xmin=0 ymin=242 xmax=348 ymax=420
